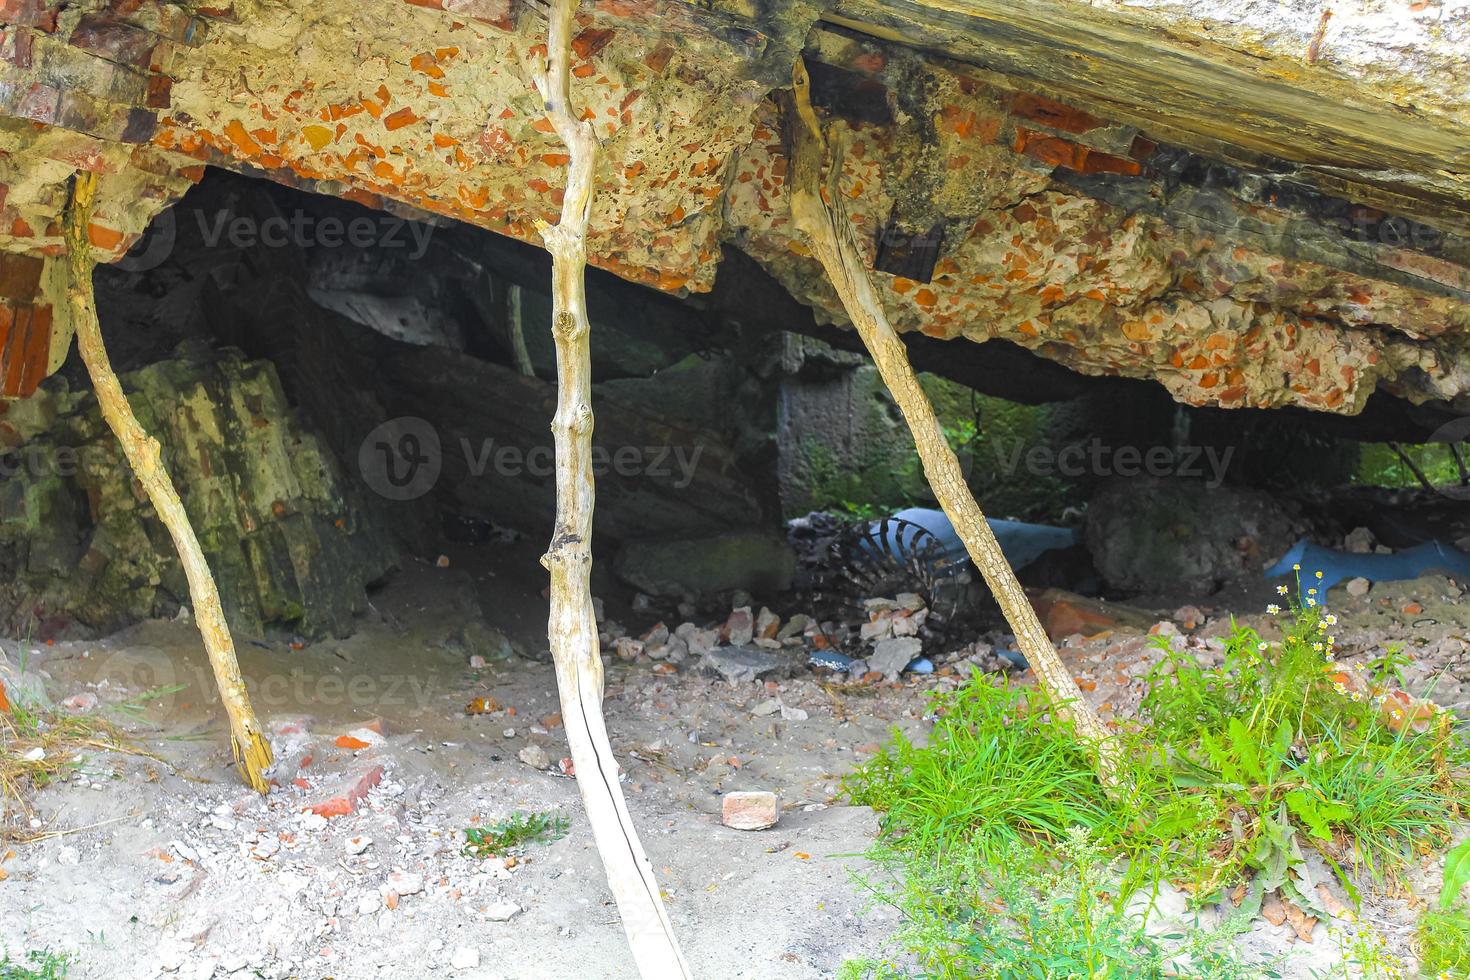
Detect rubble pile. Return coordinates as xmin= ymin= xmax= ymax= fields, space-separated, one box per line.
xmin=3 ymin=547 xmax=1468 ymax=975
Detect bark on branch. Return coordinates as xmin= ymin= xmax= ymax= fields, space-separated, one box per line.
xmin=64 ymin=171 xmax=273 ymax=793
xmin=780 ymin=60 xmax=1121 ymax=780
xmin=527 ymin=3 xmax=693 ymax=976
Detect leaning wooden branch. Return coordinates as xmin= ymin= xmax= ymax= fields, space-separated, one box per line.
xmin=780 ymin=61 xmax=1120 ymax=780
xmin=527 ymin=3 xmax=693 ymax=976
xmin=63 ymin=172 xmax=273 ymax=793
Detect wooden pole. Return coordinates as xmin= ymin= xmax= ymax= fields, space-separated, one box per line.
xmin=63 ymin=172 xmax=273 ymax=793
xmin=506 ymin=283 xmax=536 ymax=377
xmin=781 ymin=61 xmax=1120 ymax=779
xmin=527 ymin=3 xmax=693 ymax=975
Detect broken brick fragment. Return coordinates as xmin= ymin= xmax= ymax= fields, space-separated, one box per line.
xmin=305 ymin=764 xmax=384 ymax=818
xmin=721 ymin=791 xmax=779 ymax=830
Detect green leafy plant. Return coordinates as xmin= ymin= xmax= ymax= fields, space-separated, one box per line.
xmin=462 ymin=810 xmax=569 ymax=858
xmin=0 ymin=949 xmax=72 ymax=980
xmin=1139 ymin=575 xmax=1464 ymax=895
xmin=1442 ymin=839 xmax=1470 ymax=912
xmin=842 ymin=569 xmax=1467 ymax=973
xmin=1326 ymin=924 xmax=1412 ymax=980
xmin=845 ymin=829 xmax=1262 ymax=979
xmin=1418 ymin=907 xmax=1470 ymax=977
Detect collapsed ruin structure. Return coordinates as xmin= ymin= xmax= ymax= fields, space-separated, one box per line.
xmin=0 ymin=0 xmax=1465 ymax=415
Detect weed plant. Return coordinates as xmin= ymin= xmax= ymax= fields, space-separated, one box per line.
xmin=843 ymin=569 xmax=1468 ymax=976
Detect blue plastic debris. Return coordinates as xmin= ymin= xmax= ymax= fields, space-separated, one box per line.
xmin=1265 ymin=538 xmax=1470 ymax=597
xmin=994 ymin=642 xmax=1029 ymax=670
xmin=869 ymin=508 xmax=1078 ymax=574
xmin=809 ymin=650 xmax=855 ymax=671
xmin=809 ymin=648 xmax=933 ymax=675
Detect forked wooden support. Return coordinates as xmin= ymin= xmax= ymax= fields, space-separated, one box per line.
xmin=781 ymin=61 xmax=1121 ymax=781
xmin=527 ymin=2 xmax=693 ymax=976
xmin=64 ymin=171 xmax=274 ymax=793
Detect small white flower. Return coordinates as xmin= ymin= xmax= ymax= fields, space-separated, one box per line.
xmin=1307 ymin=588 xmax=1318 ymax=595
xmin=1314 ymin=570 xmax=1324 ymax=579
xmin=1327 ymin=635 xmax=1335 ymax=645
xmin=1258 ymin=642 xmax=1268 ymax=652
xmin=1267 ymin=604 xmax=1281 ymax=615
xmin=1324 ymin=614 xmax=1338 ymax=625
xmin=1276 ymin=585 xmax=1289 ymax=595
xmin=1292 ymin=563 xmax=1301 ymax=571
xmin=1313 ymin=642 xmax=1324 ymax=652
xmin=1306 ymin=598 xmax=1317 ymax=607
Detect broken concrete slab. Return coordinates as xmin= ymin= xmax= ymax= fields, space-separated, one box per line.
xmin=696 ymin=645 xmax=795 ymax=685
xmin=869 ymin=636 xmax=923 ymax=677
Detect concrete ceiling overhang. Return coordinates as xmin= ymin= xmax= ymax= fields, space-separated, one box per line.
xmin=0 ymin=0 xmax=1464 ymax=429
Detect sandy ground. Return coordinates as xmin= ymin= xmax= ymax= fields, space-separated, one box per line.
xmin=0 ymin=546 xmax=917 ymax=980
xmin=0 ymin=541 xmax=1466 ymax=979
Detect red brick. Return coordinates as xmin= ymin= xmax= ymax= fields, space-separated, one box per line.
xmin=1013 ymin=127 xmax=1141 ymax=177
xmin=305 ymin=764 xmax=383 ymax=818
xmin=0 ymin=0 xmax=59 ymax=30
xmin=16 ymin=304 xmax=49 ymax=397
xmin=1014 ymin=127 xmax=1087 ymax=169
xmin=0 ymin=253 xmax=44 ymax=301
xmin=69 ymin=13 xmax=157 ymax=69
xmin=571 ymin=27 xmax=614 ymax=60
xmin=145 ymin=73 xmax=171 ymax=109
xmin=721 ymin=790 xmax=779 ymax=830
xmin=1028 ymin=589 xmax=1119 ymax=641
xmin=2 ymin=305 xmax=33 ymax=398
xmin=7 ymin=81 xmax=61 ymax=125
xmin=1011 ymin=93 xmax=1104 ymax=135
xmin=2 ymin=27 xmax=35 ymax=68
xmin=1075 ymin=149 xmax=1142 ymax=176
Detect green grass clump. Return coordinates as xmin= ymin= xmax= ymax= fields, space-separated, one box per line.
xmin=842 ymin=571 xmax=1468 ymax=975
xmin=462 ymin=810 xmax=569 ymax=858
xmin=0 ymin=949 xmax=71 ymax=980
xmin=1138 ymin=575 xmax=1465 ymax=899
xmin=843 ymin=830 xmax=1261 ymax=980
xmin=843 ymin=677 xmax=1117 ymax=861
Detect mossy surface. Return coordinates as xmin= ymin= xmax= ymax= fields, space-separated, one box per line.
xmin=0 ymin=347 xmax=396 ymax=640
